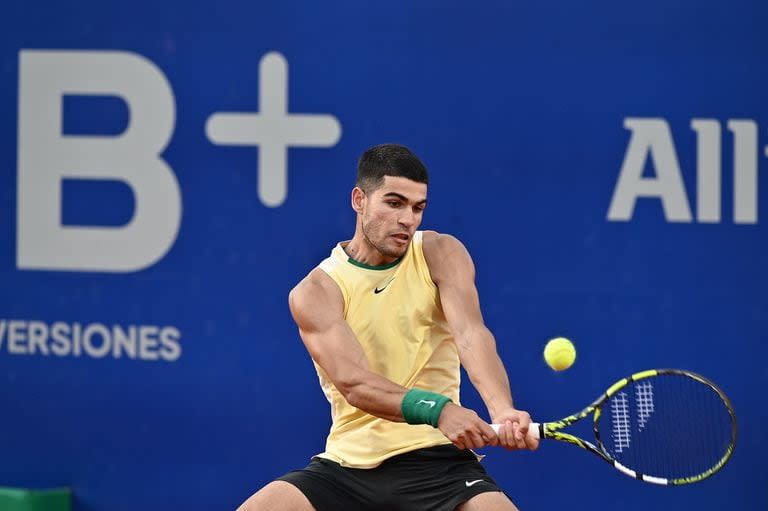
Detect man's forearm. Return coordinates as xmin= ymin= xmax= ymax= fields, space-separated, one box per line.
xmin=340 ymin=369 xmax=453 ymax=427
xmin=456 ymin=326 xmax=515 ymax=419
xmin=338 ymin=367 xmax=409 ymax=422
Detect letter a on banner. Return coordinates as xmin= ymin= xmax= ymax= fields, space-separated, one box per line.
xmin=607 ymin=118 xmax=692 ymax=223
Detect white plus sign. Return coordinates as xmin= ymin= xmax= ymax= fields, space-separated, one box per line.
xmin=205 ymin=52 xmax=342 ymax=207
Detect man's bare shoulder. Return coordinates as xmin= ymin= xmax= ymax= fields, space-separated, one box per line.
xmin=290 ymin=268 xmax=339 ymax=305
xmin=289 ymin=268 xmax=343 ymax=318
xmin=422 ymin=230 xmax=469 ymax=261
xmin=421 ymin=231 xmax=474 ymax=285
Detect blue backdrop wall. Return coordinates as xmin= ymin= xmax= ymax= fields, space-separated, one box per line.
xmin=1 ymin=1 xmax=765 ymax=510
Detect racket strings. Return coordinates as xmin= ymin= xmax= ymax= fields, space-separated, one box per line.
xmin=601 ymin=374 xmax=733 ymax=480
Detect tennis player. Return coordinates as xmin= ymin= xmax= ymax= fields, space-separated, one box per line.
xmin=238 ymin=144 xmax=538 ymax=510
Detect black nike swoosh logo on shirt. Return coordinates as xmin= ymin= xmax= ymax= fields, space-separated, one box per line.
xmin=374 ymin=277 xmax=395 ymax=294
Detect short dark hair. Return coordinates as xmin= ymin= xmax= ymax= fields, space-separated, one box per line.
xmin=356 ymin=144 xmax=429 ymax=192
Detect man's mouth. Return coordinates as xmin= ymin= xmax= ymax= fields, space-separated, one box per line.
xmin=391 ymin=233 xmax=410 ymax=242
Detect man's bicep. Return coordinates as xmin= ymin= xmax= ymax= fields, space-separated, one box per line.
xmin=298 ymin=320 xmax=368 ymax=379
xmin=289 ymin=275 xmax=368 ymax=385
xmin=439 ymin=276 xmax=485 ymax=341
xmin=431 ymin=239 xmax=486 ymax=339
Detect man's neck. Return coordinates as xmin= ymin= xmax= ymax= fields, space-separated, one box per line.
xmin=343 ymin=236 xmax=397 ymax=267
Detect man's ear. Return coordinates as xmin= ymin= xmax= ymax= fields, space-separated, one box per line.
xmin=351 ymin=187 xmax=366 ymax=213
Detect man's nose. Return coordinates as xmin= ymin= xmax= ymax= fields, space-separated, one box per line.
xmin=399 ymin=209 xmax=416 ymax=228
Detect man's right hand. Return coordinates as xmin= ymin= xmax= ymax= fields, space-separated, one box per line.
xmin=436 ymin=402 xmax=499 ymax=450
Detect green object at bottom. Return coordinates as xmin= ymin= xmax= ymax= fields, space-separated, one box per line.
xmin=0 ymin=487 xmax=71 ymax=511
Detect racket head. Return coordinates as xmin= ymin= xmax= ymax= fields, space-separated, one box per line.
xmin=591 ymin=369 xmax=737 ymax=485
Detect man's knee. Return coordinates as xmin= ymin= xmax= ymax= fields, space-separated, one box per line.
xmin=236 ymin=481 xmax=314 ymax=511
xmin=457 ymin=491 xmax=519 ymax=511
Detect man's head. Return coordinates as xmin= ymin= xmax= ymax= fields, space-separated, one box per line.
xmin=351 ymin=144 xmax=429 ymax=259
xmin=356 ymin=144 xmax=429 ymax=193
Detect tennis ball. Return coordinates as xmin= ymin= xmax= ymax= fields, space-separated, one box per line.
xmin=543 ymin=337 xmax=576 ymax=371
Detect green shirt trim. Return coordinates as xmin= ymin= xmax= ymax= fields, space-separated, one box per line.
xmin=346 ymin=256 xmax=402 ymax=270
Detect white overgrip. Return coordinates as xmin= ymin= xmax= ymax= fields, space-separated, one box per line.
xmin=491 ymin=422 xmax=541 ymax=440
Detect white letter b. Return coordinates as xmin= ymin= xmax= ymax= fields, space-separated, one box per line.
xmin=17 ymin=50 xmax=181 ymax=272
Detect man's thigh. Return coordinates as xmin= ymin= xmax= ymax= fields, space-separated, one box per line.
xmin=236 ymin=481 xmax=316 ymax=511
xmin=456 ymin=490 xmax=520 ymax=511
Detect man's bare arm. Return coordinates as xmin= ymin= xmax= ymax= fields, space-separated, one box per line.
xmin=289 ymin=268 xmax=407 ymax=422
xmin=423 ymin=231 xmax=538 ymax=451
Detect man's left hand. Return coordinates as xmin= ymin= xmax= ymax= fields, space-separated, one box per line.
xmin=492 ymin=408 xmax=539 ymax=451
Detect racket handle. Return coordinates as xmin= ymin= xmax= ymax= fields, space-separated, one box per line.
xmin=491 ymin=422 xmax=541 ymax=440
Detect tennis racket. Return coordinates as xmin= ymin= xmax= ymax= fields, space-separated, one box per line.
xmin=491 ymin=369 xmax=737 ymax=485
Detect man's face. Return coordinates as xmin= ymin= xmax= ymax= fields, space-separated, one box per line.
xmin=359 ymin=176 xmax=428 ymax=259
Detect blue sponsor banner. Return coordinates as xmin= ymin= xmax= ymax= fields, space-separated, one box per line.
xmin=0 ymin=1 xmax=765 ymax=509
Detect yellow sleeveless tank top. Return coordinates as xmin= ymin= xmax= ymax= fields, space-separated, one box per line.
xmin=315 ymin=230 xmax=459 ymax=468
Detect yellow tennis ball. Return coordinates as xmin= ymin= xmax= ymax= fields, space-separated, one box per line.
xmin=544 ymin=337 xmax=576 ymax=371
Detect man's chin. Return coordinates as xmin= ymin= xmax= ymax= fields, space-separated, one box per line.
xmin=383 ymin=244 xmax=407 ymax=259
xmin=371 ymin=236 xmax=409 ymax=259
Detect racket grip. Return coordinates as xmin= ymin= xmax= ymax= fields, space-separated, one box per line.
xmin=491 ymin=422 xmax=541 ymax=440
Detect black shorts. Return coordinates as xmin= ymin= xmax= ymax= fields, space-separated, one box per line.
xmin=277 ymin=444 xmax=508 ymax=511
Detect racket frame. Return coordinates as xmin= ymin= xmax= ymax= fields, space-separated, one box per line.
xmin=538 ymin=368 xmax=737 ymax=486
